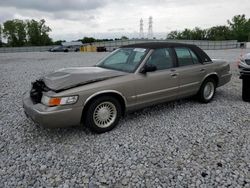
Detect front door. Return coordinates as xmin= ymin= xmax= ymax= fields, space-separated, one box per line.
xmin=133 ymin=48 xmax=179 ymax=106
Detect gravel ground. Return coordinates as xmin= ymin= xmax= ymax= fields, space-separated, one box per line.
xmin=0 ymin=49 xmax=250 ymax=187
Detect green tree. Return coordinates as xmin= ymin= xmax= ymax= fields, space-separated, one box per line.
xmin=206 ymin=26 xmax=232 ymax=40
xmin=3 ymin=19 xmax=26 ymax=47
xmin=167 ymin=30 xmax=181 ymax=39
xmin=121 ymin=36 xmax=129 ymax=40
xmin=80 ymin=37 xmax=96 ymax=43
xmin=167 ymin=15 xmax=250 ymax=41
xmin=181 ymin=29 xmax=193 ymax=39
xmin=191 ymin=27 xmax=207 ymax=40
xmin=26 ymin=19 xmax=52 ymax=46
xmin=228 ymin=14 xmax=250 ymax=42
xmin=53 ymin=40 xmax=66 ymax=45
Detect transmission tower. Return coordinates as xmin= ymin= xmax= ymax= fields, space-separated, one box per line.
xmin=139 ymin=18 xmax=144 ymax=39
xmin=147 ymin=16 xmax=153 ymax=39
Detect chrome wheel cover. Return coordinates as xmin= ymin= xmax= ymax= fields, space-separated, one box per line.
xmin=203 ymin=82 xmax=215 ymax=100
xmin=93 ymin=102 xmax=117 ymax=128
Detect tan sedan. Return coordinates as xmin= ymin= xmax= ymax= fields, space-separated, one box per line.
xmin=23 ymin=42 xmax=232 ymax=133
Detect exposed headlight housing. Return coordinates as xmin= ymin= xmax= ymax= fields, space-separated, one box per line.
xmin=41 ymin=95 xmax=78 ymax=106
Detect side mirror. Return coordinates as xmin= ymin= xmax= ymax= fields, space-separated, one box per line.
xmin=141 ymin=64 xmax=157 ymax=74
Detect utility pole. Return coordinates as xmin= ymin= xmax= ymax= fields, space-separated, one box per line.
xmin=148 ymin=16 xmax=153 ymax=39
xmin=139 ymin=18 xmax=144 ymax=39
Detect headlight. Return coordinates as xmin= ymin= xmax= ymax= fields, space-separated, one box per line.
xmin=41 ymin=95 xmax=78 ymax=106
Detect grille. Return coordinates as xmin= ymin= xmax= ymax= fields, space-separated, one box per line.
xmin=245 ymin=59 xmax=250 ymax=65
xmin=30 ymin=80 xmax=49 ymax=103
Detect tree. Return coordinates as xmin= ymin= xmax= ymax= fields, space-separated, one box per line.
xmin=181 ymin=29 xmax=193 ymax=39
xmin=3 ymin=19 xmax=26 ymax=47
xmin=206 ymin=26 xmax=232 ymax=40
xmin=26 ymin=19 xmax=52 ymax=46
xmin=167 ymin=14 xmax=250 ymax=41
xmin=121 ymin=36 xmax=129 ymax=40
xmin=167 ymin=30 xmax=180 ymax=39
xmin=53 ymin=40 xmax=66 ymax=45
xmin=80 ymin=37 xmax=96 ymax=43
xmin=167 ymin=28 xmax=206 ymax=40
xmin=228 ymin=14 xmax=250 ymax=42
xmin=191 ymin=27 xmax=207 ymax=40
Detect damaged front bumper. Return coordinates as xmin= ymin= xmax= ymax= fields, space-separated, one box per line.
xmin=22 ymin=92 xmax=83 ymax=128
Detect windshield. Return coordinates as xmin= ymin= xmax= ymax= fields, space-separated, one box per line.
xmin=97 ymin=48 xmax=148 ymax=73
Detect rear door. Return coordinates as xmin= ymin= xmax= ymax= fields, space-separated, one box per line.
xmin=133 ymin=48 xmax=179 ymax=106
xmin=174 ymin=47 xmax=207 ymax=98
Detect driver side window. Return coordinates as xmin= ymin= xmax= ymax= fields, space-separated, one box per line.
xmin=147 ymin=48 xmax=174 ymax=70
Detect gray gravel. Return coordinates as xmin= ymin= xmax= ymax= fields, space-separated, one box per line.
xmin=0 ymin=50 xmax=250 ymax=187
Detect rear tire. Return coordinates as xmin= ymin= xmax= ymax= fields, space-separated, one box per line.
xmin=84 ymin=96 xmax=122 ymax=133
xmin=198 ymin=78 xmax=216 ymax=103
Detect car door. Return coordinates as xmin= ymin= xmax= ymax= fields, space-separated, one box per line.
xmin=174 ymin=47 xmax=207 ymax=98
xmin=133 ymin=48 xmax=179 ymax=107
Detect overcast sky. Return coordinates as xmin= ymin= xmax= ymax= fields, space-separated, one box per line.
xmin=0 ymin=0 xmax=250 ymax=41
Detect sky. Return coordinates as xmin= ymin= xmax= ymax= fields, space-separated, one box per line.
xmin=0 ymin=0 xmax=250 ymax=41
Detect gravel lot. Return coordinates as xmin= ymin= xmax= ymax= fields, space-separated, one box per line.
xmin=0 ymin=49 xmax=250 ymax=187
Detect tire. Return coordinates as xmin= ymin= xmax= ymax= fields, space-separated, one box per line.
xmin=84 ymin=96 xmax=122 ymax=133
xmin=64 ymin=49 xmax=68 ymax=52
xmin=197 ymin=78 xmax=216 ymax=103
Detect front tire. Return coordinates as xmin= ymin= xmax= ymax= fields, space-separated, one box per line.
xmin=198 ymin=78 xmax=216 ymax=103
xmin=84 ymin=96 xmax=122 ymax=133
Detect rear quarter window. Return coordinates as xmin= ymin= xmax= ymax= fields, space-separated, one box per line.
xmin=175 ymin=48 xmax=193 ymax=66
xmin=189 ymin=50 xmax=200 ymax=64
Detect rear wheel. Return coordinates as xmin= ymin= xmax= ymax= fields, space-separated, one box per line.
xmin=84 ymin=96 xmax=122 ymax=133
xmin=198 ymin=78 xmax=216 ymax=103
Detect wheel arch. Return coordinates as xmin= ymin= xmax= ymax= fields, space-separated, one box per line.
xmin=81 ymin=90 xmax=127 ymax=123
xmin=202 ymin=73 xmax=219 ymax=87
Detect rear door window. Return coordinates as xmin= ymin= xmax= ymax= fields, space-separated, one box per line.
xmin=175 ymin=47 xmax=200 ymax=66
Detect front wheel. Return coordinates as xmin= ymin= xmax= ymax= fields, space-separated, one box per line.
xmin=198 ymin=78 xmax=216 ymax=103
xmin=84 ymin=96 xmax=122 ymax=133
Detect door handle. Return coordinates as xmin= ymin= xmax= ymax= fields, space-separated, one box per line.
xmin=200 ymin=68 xmax=206 ymax=72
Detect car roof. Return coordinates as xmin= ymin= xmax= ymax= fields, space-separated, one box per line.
xmin=121 ymin=42 xmax=197 ymax=49
xmin=121 ymin=42 xmax=212 ymax=63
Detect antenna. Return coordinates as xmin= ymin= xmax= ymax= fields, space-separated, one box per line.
xmin=139 ymin=18 xmax=144 ymax=39
xmin=148 ymin=16 xmax=153 ymax=39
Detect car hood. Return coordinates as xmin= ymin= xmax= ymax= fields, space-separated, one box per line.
xmin=42 ymin=67 xmax=127 ymax=92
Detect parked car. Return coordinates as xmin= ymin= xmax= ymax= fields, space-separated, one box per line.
xmin=23 ymin=42 xmax=232 ymax=133
xmin=239 ymin=53 xmax=250 ymax=70
xmin=49 ymin=45 xmax=80 ymax=52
